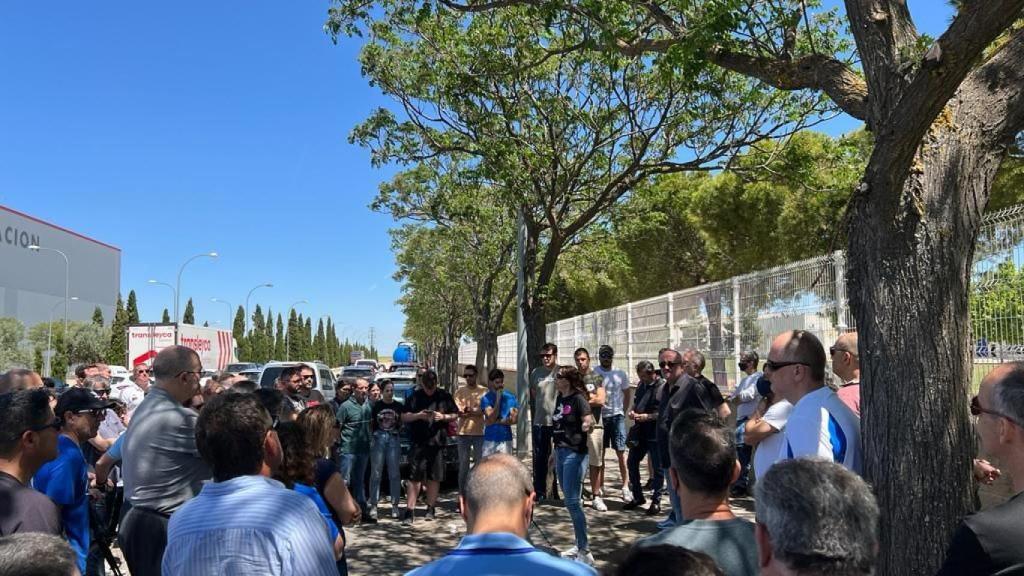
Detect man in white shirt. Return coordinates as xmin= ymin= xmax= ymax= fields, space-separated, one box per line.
xmin=730 ymin=351 xmax=762 ymax=497
xmin=763 ymin=330 xmax=861 ymax=474
xmin=594 ymin=345 xmax=632 ymax=503
xmin=111 ymin=364 xmax=150 ymax=417
xmin=162 ymin=392 xmax=337 ymax=576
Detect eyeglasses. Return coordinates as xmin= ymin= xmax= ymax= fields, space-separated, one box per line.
xmin=763 ymin=360 xmax=809 ymax=371
xmin=829 ymin=346 xmax=852 ymax=356
xmin=93 ymin=388 xmax=111 ymax=395
xmin=659 ymin=360 xmax=681 ymax=369
xmin=971 ymin=395 xmax=1021 ymax=425
xmin=134 ymin=369 xmax=151 ymax=374
xmin=28 ymin=417 xmax=62 ymax=432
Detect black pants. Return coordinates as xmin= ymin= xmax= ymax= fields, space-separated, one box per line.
xmin=735 ymin=444 xmax=753 ymax=489
xmin=532 ymin=425 xmax=559 ymax=499
xmin=118 ymin=506 xmax=169 ymax=576
xmin=627 ymin=436 xmax=663 ymax=503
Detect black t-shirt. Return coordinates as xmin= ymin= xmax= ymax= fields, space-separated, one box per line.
xmin=406 ymin=387 xmax=457 ymax=446
xmin=656 ymin=374 xmax=723 ymax=464
xmin=0 ymin=471 xmax=62 ymax=537
xmin=937 ymin=491 xmax=1024 ymax=575
xmin=371 ymin=399 xmax=407 ymax=433
xmin=553 ymin=391 xmax=591 ymax=454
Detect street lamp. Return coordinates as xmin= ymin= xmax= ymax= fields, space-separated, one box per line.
xmin=245 ymin=283 xmax=273 ymax=333
xmin=285 ymin=299 xmax=309 ymax=361
xmin=45 ymin=296 xmax=77 ymax=377
xmin=147 ymin=280 xmax=177 ymax=322
xmin=210 ymin=298 xmax=234 ymax=327
xmin=176 ymin=251 xmax=218 ymax=323
xmin=28 ymin=245 xmax=70 ymax=345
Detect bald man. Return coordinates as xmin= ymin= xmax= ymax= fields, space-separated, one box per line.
xmin=763 ymin=330 xmax=861 ymax=474
xmin=0 ymin=369 xmax=43 ymax=394
xmin=830 ymin=332 xmax=861 ymax=416
xmin=938 ymin=363 xmax=1024 ymax=575
xmin=410 ymin=454 xmax=596 ymax=575
xmin=118 ymin=346 xmax=212 ymax=576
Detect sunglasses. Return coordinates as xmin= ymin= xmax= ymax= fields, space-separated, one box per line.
xmin=763 ymin=360 xmax=808 ymax=371
xmin=93 ymin=388 xmax=111 ymax=395
xmin=28 ymin=417 xmax=62 ymax=432
xmin=539 ymin=353 xmax=554 ymax=358
xmin=828 ymin=346 xmax=851 ymax=356
xmin=302 ymin=374 xmax=315 ymax=380
xmin=135 ymin=369 xmax=151 ymax=374
xmin=970 ymin=395 xmax=1021 ymax=425
xmin=75 ymin=409 xmax=106 ymax=418
xmin=659 ymin=360 xmax=681 ymax=369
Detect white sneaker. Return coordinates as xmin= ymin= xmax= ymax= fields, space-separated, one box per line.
xmin=621 ymin=485 xmax=634 ymax=503
xmin=560 ymin=546 xmax=579 ymax=558
xmin=592 ymin=496 xmax=608 ymax=511
xmin=576 ymin=550 xmax=595 ymax=566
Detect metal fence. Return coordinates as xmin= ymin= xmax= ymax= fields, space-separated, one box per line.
xmin=460 ymin=204 xmax=1024 ymax=390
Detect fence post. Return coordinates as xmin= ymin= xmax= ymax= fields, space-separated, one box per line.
xmin=834 ymin=250 xmax=849 ymax=332
xmin=667 ymin=293 xmax=675 ymax=349
xmin=627 ymin=303 xmax=634 ymax=372
xmin=732 ymin=276 xmax=742 ymax=359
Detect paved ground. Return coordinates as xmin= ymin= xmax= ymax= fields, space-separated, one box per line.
xmin=344 ymin=452 xmax=756 ymax=575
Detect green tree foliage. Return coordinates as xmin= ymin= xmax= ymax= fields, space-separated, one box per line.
xmin=0 ymin=318 xmax=31 ymax=370
xmin=287 ymin=310 xmax=302 ymax=361
xmin=264 ymin=307 xmax=275 ymax=361
xmin=971 ymin=260 xmax=1024 ymax=344
xmin=183 ymin=298 xmax=196 ymax=325
xmin=108 ymin=293 xmax=128 ymax=366
xmin=126 ymin=290 xmax=140 ymax=324
xmin=303 ymin=318 xmax=313 ymax=361
xmin=275 ymin=314 xmax=285 ymax=361
xmin=233 ymin=306 xmax=247 ymax=361
xmin=33 ymin=346 xmax=43 ymax=374
xmin=315 ymin=320 xmax=327 ymax=363
xmin=250 ymin=306 xmax=268 ymax=363
xmin=92 ymin=307 xmax=104 ymax=327
xmin=162 ymin=309 xmax=170 ymax=323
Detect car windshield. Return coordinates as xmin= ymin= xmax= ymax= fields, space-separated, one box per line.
xmin=343 ymin=368 xmax=374 ymax=379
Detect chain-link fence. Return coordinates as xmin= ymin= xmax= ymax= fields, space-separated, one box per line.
xmin=460 ymin=204 xmax=1024 ymax=391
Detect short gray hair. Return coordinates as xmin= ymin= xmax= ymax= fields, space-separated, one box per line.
xmin=464 ymin=454 xmax=532 ymax=517
xmin=0 ymin=532 xmax=78 ymax=576
xmin=152 ymin=345 xmax=200 ymax=380
xmin=990 ymin=362 xmax=1024 ymax=426
xmin=755 ymin=459 xmax=878 ymax=575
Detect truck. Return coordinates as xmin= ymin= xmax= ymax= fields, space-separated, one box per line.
xmin=392 ymin=341 xmax=417 ymax=364
xmin=127 ymin=323 xmax=239 ymax=370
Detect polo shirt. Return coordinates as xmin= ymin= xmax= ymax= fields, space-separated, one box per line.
xmin=407 ymin=532 xmax=596 ymax=575
xmin=781 ymin=386 xmax=861 ymax=474
xmin=33 ymin=435 xmax=89 ymax=572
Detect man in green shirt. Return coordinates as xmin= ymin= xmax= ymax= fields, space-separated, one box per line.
xmin=337 ymin=378 xmax=372 ymax=519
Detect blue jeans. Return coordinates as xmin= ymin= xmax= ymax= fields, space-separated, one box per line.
xmin=555 ymin=447 xmax=589 ymax=552
xmin=665 ymin=467 xmax=683 ymax=524
xmin=369 ymin=431 xmax=401 ymax=510
xmin=340 ymin=452 xmax=370 ymax=510
xmin=457 ymin=435 xmax=485 ymax=493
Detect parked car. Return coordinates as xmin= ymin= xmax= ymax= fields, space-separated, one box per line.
xmin=340 ymin=366 xmax=375 ymax=386
xmin=354 ymin=359 xmax=379 ymax=371
xmin=257 ymin=361 xmax=336 ymax=402
xmin=226 ymin=362 xmax=261 ymax=373
xmin=237 ymin=368 xmax=261 ymax=382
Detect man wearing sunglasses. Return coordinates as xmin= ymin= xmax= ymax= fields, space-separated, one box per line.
xmin=34 ymin=387 xmax=115 ymax=574
xmin=764 ymin=330 xmax=861 ymax=474
xmin=830 ymin=332 xmax=861 ymax=416
xmin=119 ymin=345 xmax=212 ymax=576
xmin=112 ymin=364 xmax=151 ymax=417
xmin=937 ymin=363 xmax=1024 ymax=575
xmin=529 ymin=342 xmax=561 ymax=501
xmin=0 ymin=389 xmax=62 ymax=538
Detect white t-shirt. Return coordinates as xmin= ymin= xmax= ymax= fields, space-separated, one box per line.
xmin=752 ymin=400 xmax=793 ymax=479
xmin=111 ymin=379 xmax=146 ymax=415
xmin=734 ymin=371 xmax=762 ymax=420
xmin=780 ymin=386 xmax=862 ymax=474
xmin=595 ymin=366 xmax=631 ymax=417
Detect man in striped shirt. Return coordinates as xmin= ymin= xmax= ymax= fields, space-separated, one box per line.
xmin=161 ymin=393 xmax=337 ymax=576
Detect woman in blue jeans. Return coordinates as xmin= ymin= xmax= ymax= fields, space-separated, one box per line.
xmin=369 ymin=380 xmax=406 ymax=520
xmin=552 ymin=366 xmax=595 ymax=566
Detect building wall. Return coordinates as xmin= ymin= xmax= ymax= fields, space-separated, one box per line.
xmin=0 ymin=205 xmax=120 ymax=328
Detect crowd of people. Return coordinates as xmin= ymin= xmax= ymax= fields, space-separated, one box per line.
xmin=0 ymin=327 xmax=1020 ymax=575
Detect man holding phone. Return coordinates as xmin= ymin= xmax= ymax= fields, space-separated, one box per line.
xmin=401 ymin=370 xmax=457 ymax=524
xmin=481 ymin=369 xmax=519 ymax=456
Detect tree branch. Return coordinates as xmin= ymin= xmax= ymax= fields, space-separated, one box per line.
xmin=964 ymin=26 xmax=1024 ymax=144
xmin=842 ymin=0 xmax=918 ymax=119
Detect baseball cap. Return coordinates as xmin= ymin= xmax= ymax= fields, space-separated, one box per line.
xmin=54 ymin=387 xmax=114 ymax=417
xmin=599 ymin=345 xmax=614 ymax=357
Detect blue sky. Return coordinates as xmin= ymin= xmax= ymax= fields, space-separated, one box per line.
xmin=0 ymin=1 xmax=954 ymax=353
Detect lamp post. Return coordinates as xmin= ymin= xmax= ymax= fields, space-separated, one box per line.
xmin=210 ymin=298 xmax=234 ymax=327
xmin=45 ymin=296 xmax=77 ymax=377
xmin=147 ymin=280 xmax=177 ymax=322
xmin=28 ymin=245 xmax=70 ymax=345
xmin=176 ymin=252 xmax=218 ymax=323
xmin=245 ymin=283 xmax=273 ymax=333
xmin=285 ymin=299 xmax=309 ymax=361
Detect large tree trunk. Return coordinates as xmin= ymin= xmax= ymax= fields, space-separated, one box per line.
xmin=850 ymin=113 xmax=1004 ymax=574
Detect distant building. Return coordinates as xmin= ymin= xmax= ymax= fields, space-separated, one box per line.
xmin=0 ymin=204 xmax=120 ymax=327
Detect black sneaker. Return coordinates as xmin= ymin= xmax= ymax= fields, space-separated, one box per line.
xmin=424 ymin=506 xmax=436 ymax=521
xmin=401 ymin=510 xmax=414 ymax=525
xmin=623 ymin=498 xmax=646 ymax=511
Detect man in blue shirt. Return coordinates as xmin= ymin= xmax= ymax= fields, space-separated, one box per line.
xmin=409 ymin=453 xmax=595 ymax=575
xmin=481 ymin=369 xmax=519 ymax=457
xmin=33 ymin=387 xmax=113 ymax=573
